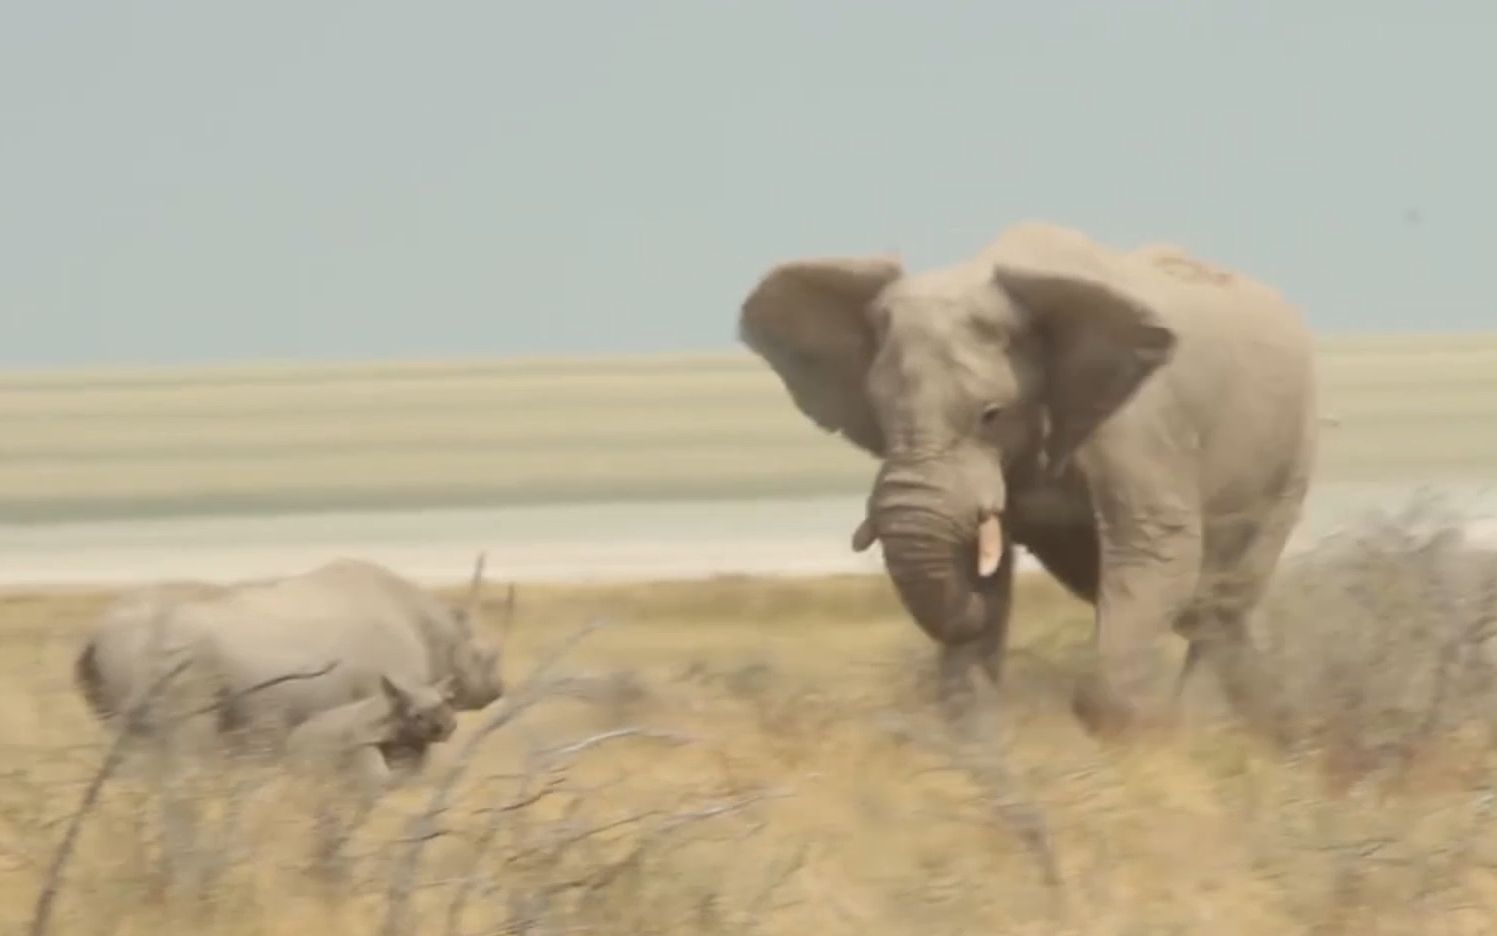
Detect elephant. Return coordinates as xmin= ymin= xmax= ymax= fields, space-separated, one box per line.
xmin=73 ymin=553 xmax=504 ymax=762
xmin=738 ymin=221 xmax=1319 ymax=737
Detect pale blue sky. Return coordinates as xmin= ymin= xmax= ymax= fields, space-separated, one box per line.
xmin=2 ymin=1 xmax=1492 ymax=369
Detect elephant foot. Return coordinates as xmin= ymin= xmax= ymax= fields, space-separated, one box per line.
xmin=1071 ymin=674 xmax=1178 ymax=745
xmin=1222 ymin=692 xmax=1294 ymax=754
xmin=1196 ymin=640 xmax=1293 ymax=751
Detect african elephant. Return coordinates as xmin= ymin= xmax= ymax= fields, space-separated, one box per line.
xmin=74 ymin=554 xmax=504 ymax=759
xmin=739 ymin=221 xmax=1318 ymax=736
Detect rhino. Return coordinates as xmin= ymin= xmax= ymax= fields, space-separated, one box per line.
xmin=73 ymin=580 xmax=232 ymax=729
xmin=73 ymin=554 xmax=505 ymax=768
xmin=285 ymin=672 xmax=458 ymax=791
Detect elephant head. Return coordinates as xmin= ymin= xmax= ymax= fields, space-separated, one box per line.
xmin=739 ymin=223 xmax=1177 ymax=650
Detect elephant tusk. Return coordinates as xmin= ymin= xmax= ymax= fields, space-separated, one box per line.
xmin=976 ymin=514 xmax=1002 ymax=578
xmin=851 ymin=517 xmax=878 ymax=553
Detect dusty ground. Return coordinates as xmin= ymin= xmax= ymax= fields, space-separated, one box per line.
xmin=7 ymin=519 xmax=1497 ymax=935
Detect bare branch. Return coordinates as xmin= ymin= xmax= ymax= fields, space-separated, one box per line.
xmin=381 ymin=618 xmax=610 ymax=936
xmin=177 ymin=660 xmax=340 ymax=721
xmin=536 ymin=728 xmax=695 ymax=762
xmin=29 ymin=657 xmax=192 ymax=936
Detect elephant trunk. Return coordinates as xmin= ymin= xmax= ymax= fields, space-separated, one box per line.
xmin=874 ymin=503 xmax=1005 ymax=649
xmin=862 ymin=453 xmax=1012 ymax=650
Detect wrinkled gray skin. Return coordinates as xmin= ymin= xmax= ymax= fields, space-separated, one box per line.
xmin=286 ymin=673 xmax=457 ymax=793
xmin=740 ymin=222 xmax=1319 ymax=737
xmin=74 ymin=554 xmax=503 ymax=762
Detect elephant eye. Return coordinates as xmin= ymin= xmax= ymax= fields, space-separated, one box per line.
xmin=979 ymin=404 xmax=1005 ymax=427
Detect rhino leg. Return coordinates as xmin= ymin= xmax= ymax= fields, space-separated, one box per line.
xmin=348 ymin=744 xmax=394 ymax=793
xmin=309 ymin=744 xmax=391 ymax=883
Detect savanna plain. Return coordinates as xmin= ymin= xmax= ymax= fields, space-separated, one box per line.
xmin=5 ymin=335 xmax=1497 ymax=935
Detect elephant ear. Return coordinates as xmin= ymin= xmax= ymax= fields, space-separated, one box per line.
xmin=989 ymin=223 xmax=1177 ymax=474
xmin=738 ymin=256 xmax=902 ymax=456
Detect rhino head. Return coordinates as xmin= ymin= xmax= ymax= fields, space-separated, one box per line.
xmin=440 ymin=552 xmax=507 ymax=710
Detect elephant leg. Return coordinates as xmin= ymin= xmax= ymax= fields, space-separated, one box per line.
xmin=1187 ymin=617 xmax=1267 ymax=717
xmin=1073 ymin=480 xmax=1204 ymax=740
xmin=1176 ymin=605 xmax=1289 ymax=749
xmin=1188 ymin=500 xmax=1305 ymax=741
xmin=1173 ymin=600 xmax=1258 ymax=720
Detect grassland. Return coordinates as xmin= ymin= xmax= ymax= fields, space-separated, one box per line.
xmin=4 ymin=333 xmax=1497 ymax=523
xmin=8 ymin=510 xmax=1497 ymax=935
xmin=5 ymin=335 xmax=1497 ymax=931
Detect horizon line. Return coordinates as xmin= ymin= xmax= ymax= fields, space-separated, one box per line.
xmin=3 ymin=326 xmax=1495 ymax=383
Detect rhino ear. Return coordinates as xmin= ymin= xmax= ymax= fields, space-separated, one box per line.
xmin=990 ymin=223 xmax=1176 ymax=473
xmin=379 ymin=674 xmax=413 ymax=714
xmin=738 ymin=255 xmax=901 ymax=457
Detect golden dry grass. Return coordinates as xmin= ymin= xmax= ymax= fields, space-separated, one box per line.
xmin=7 ymin=508 xmax=1497 ymax=936
xmin=5 ymin=335 xmax=1497 ymax=521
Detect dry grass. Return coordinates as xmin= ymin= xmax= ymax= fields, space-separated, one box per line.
xmin=5 ymin=337 xmax=1497 ymax=521
xmin=6 ymin=499 xmax=1497 ymax=934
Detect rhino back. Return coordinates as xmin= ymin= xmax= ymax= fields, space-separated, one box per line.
xmin=177 ymin=578 xmax=436 ymax=726
xmin=303 ymin=559 xmax=468 ymax=644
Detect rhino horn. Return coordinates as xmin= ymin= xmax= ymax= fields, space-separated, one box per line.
xmin=464 ymin=551 xmax=487 ymax=621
